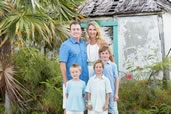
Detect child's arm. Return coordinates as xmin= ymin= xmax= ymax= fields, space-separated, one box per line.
xmin=114 ymin=77 xmax=119 ymax=101
xmin=66 ymin=93 xmax=68 ymax=99
xmin=87 ymin=93 xmax=92 ymax=110
xmin=82 ymin=82 xmax=86 ymax=97
xmin=65 ymin=82 xmax=69 ymax=99
xmin=104 ymin=93 xmax=110 ymax=111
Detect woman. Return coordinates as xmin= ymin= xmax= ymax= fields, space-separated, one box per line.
xmin=86 ymin=21 xmax=114 ymax=78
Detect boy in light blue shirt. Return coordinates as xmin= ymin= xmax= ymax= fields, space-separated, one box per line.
xmin=99 ymin=46 xmax=119 ymax=114
xmin=65 ymin=64 xmax=86 ymax=114
xmin=86 ymin=60 xmax=112 ymax=114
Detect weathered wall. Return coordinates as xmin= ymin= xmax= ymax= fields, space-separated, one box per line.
xmin=117 ymin=15 xmax=163 ymax=79
xmin=163 ymin=12 xmax=171 ymax=79
xmin=163 ymin=12 xmax=171 ymax=55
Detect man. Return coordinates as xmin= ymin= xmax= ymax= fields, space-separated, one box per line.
xmin=59 ymin=21 xmax=89 ymax=112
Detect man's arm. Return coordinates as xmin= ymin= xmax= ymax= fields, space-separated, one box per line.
xmin=60 ymin=62 xmax=68 ymax=86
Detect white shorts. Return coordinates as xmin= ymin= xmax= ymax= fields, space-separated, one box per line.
xmin=88 ymin=65 xmax=94 ymax=78
xmin=88 ymin=110 xmax=108 ymax=114
xmin=66 ymin=111 xmax=83 ymax=114
xmin=63 ymin=84 xmax=66 ymax=109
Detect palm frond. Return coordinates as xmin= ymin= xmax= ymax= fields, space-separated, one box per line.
xmin=0 ymin=1 xmax=11 ymax=17
xmin=0 ymin=64 xmax=31 ymax=110
xmin=0 ymin=0 xmax=83 ymax=48
xmin=0 ymin=11 xmax=54 ymax=47
xmin=50 ymin=0 xmax=81 ymax=21
xmin=6 ymin=0 xmax=42 ymax=11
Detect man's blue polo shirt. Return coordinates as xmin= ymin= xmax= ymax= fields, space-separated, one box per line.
xmin=59 ymin=38 xmax=89 ymax=84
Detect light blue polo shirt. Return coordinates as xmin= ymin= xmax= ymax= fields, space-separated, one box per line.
xmin=59 ymin=37 xmax=89 ymax=84
xmin=103 ymin=61 xmax=118 ymax=98
xmin=85 ymin=75 xmax=112 ymax=112
xmin=65 ymin=80 xmax=86 ymax=111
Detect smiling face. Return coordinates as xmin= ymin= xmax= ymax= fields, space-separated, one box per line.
xmin=70 ymin=67 xmax=81 ymax=80
xmin=87 ymin=24 xmax=97 ymax=40
xmin=94 ymin=63 xmax=104 ymax=76
xmin=99 ymin=50 xmax=110 ymax=62
xmin=70 ymin=24 xmax=82 ymax=41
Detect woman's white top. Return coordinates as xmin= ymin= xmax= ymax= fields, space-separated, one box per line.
xmin=87 ymin=43 xmax=99 ymax=78
xmin=87 ymin=43 xmax=99 ymax=63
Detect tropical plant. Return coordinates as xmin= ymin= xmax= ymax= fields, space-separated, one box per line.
xmin=0 ymin=0 xmax=83 ymax=48
xmin=11 ymin=47 xmax=63 ymax=113
xmin=0 ymin=43 xmax=32 ymax=112
xmin=0 ymin=0 xmax=83 ymax=111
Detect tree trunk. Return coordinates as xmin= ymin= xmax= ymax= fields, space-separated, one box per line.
xmin=5 ymin=91 xmax=10 ymax=114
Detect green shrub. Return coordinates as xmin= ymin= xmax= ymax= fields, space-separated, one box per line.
xmin=10 ymin=48 xmax=63 ymax=113
xmin=41 ymin=77 xmax=63 ymax=113
xmin=118 ymin=80 xmax=171 ymax=113
xmin=137 ymin=109 xmax=151 ymax=114
xmin=150 ymin=104 xmax=171 ymax=114
xmin=0 ymin=104 xmax=5 ymax=113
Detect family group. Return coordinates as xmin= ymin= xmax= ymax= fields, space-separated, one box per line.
xmin=59 ymin=21 xmax=119 ymax=114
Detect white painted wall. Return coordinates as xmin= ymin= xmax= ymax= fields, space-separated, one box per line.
xmin=163 ymin=12 xmax=171 ymax=56
xmin=118 ymin=15 xmax=163 ymax=79
xmin=163 ymin=12 xmax=171 ymax=79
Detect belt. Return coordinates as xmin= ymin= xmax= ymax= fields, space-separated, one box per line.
xmin=88 ymin=62 xmax=94 ymax=66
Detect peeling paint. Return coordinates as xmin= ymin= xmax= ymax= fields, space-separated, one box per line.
xmin=118 ymin=15 xmax=162 ymax=79
xmin=163 ymin=12 xmax=171 ymax=79
xmin=163 ymin=13 xmax=171 ymax=55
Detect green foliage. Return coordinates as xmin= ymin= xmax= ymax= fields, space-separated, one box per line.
xmin=150 ymin=104 xmax=171 ymax=114
xmin=118 ymin=80 xmax=171 ymax=114
xmin=137 ymin=109 xmax=151 ymax=114
xmin=41 ymin=77 xmax=63 ymax=113
xmin=0 ymin=104 xmax=5 ymax=113
xmin=0 ymin=0 xmax=84 ymax=49
xmin=14 ymin=48 xmax=58 ymax=87
xmin=11 ymin=47 xmax=63 ymax=113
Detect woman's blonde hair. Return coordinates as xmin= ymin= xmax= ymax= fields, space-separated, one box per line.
xmin=86 ymin=21 xmax=104 ymax=45
xmin=86 ymin=21 xmax=114 ymax=62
